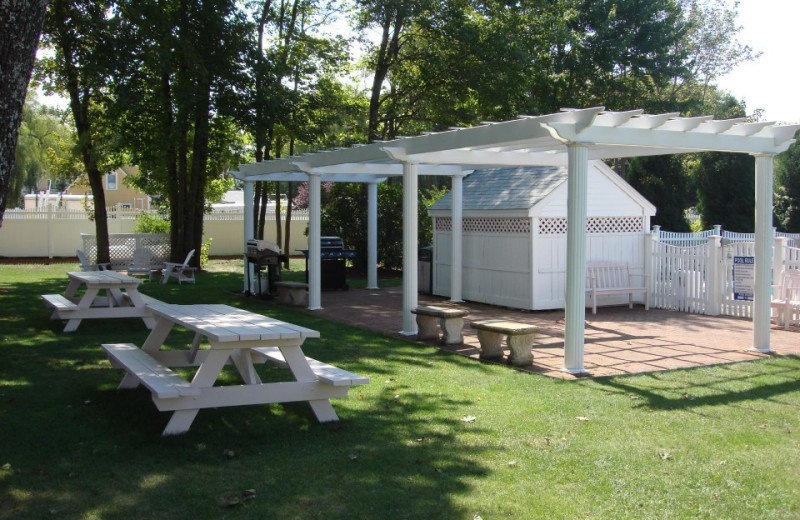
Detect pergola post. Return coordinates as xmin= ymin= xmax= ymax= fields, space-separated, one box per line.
xmin=307 ymin=172 xmax=323 ymax=310
xmin=563 ymin=143 xmax=590 ymax=374
xmin=366 ymin=181 xmax=379 ymax=290
xmin=243 ymin=181 xmax=255 ymax=294
xmin=450 ymin=172 xmax=465 ymax=302
xmin=401 ymin=161 xmax=419 ymax=335
xmin=752 ymin=153 xmax=775 ymax=353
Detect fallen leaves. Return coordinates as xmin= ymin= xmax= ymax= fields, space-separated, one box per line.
xmin=576 ymin=416 xmax=590 ymax=422
xmin=461 ymin=416 xmax=477 ymax=423
xmin=218 ymin=489 xmax=256 ymax=507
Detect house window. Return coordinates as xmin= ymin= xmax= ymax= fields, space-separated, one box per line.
xmin=120 ymin=203 xmax=132 ymax=209
xmin=106 ymin=172 xmax=118 ymax=190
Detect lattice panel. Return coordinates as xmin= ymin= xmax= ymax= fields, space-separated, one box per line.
xmin=82 ymin=233 xmax=170 ymax=268
xmin=435 ymin=217 xmax=530 ymax=234
xmin=539 ymin=217 xmax=643 ymax=235
xmin=538 ymin=218 xmax=568 ymax=235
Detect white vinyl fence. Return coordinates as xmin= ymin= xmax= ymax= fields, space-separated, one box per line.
xmin=649 ymin=228 xmax=800 ymax=318
xmin=0 ymin=207 xmax=309 ymax=258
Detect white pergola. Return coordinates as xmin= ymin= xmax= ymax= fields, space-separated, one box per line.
xmin=233 ymin=107 xmax=799 ymax=374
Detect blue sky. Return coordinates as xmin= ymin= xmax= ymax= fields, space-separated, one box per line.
xmin=716 ymin=0 xmax=800 ymax=123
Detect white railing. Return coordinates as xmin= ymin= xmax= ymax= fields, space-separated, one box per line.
xmin=3 ymin=207 xmax=309 ymax=221
xmin=649 ymin=232 xmax=800 ymax=318
xmin=652 ymin=225 xmax=721 ymax=247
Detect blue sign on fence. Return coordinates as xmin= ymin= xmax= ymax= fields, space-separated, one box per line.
xmin=733 ymin=256 xmax=755 ymax=301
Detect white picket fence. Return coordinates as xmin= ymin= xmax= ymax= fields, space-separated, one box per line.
xmin=649 ymin=230 xmax=800 ymax=318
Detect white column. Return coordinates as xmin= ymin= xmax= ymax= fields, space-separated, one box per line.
xmin=450 ymin=172 xmax=465 ymax=302
xmin=243 ymin=181 xmax=255 ymax=294
xmin=752 ymin=154 xmax=775 ymax=353
xmin=308 ymin=172 xmax=323 ymax=310
xmin=563 ymin=143 xmax=590 ymax=374
xmin=366 ymin=181 xmax=379 ymax=289
xmin=401 ymin=162 xmax=419 ymax=335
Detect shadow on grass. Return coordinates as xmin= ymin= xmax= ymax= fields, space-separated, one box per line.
xmin=1 ymin=273 xmax=495 ymax=519
xmin=590 ymin=356 xmax=800 ymax=412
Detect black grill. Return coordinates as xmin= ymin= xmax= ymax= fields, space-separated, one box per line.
xmin=301 ymin=236 xmax=356 ymax=290
xmin=246 ymin=240 xmax=288 ymax=297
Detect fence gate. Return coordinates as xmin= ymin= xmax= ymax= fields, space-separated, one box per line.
xmin=720 ymin=241 xmax=756 ymax=318
xmin=651 ymin=241 xmax=713 ymax=313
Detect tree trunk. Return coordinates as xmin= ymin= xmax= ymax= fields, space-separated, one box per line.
xmin=186 ymin=83 xmax=211 ymax=268
xmin=0 ymin=0 xmax=49 ymax=226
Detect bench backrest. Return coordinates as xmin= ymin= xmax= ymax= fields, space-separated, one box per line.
xmin=776 ymin=270 xmax=800 ymax=302
xmin=586 ymin=261 xmax=632 ymax=289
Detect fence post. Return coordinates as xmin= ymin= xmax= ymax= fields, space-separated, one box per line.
xmin=652 ymin=225 xmax=660 ymax=237
xmin=706 ymin=234 xmax=722 ymax=316
xmin=713 ymin=224 xmax=722 ymax=236
xmin=644 ymin=231 xmax=656 ymax=296
xmin=773 ymin=237 xmax=788 ymax=280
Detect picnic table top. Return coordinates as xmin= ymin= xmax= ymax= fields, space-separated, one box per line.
xmin=68 ymin=270 xmax=142 ymax=285
xmin=145 ymin=302 xmax=320 ymax=343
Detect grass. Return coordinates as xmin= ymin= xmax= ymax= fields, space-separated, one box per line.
xmin=1 ymin=260 xmax=799 ymax=519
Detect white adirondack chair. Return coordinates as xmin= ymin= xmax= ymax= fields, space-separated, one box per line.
xmin=771 ymin=270 xmax=800 ymax=330
xmin=76 ymin=249 xmax=111 ymax=272
xmin=161 ymin=249 xmax=197 ymax=285
xmin=127 ymin=248 xmax=157 ymax=281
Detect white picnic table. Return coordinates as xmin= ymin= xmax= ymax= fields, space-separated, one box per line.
xmin=42 ymin=271 xmax=156 ymax=332
xmin=103 ymin=302 xmax=368 ymax=436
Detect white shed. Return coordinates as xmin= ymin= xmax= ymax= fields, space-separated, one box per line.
xmin=428 ymin=160 xmax=656 ymax=310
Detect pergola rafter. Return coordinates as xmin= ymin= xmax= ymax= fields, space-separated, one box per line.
xmin=234 ymin=107 xmax=799 ymax=373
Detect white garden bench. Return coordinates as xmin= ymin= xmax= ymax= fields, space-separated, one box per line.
xmin=585 ymin=261 xmax=649 ymax=314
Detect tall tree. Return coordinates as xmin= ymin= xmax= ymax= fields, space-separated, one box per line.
xmin=626 ymin=155 xmax=691 ymax=231
xmin=694 ymin=152 xmax=755 ymax=232
xmin=113 ymin=0 xmax=249 ymax=265
xmin=0 ymin=0 xmax=49 ymax=227
xmin=39 ymin=0 xmax=117 ymax=263
xmin=775 ymin=141 xmax=800 ymax=233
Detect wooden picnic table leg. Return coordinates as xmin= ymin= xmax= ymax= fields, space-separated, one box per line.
xmin=279 ymin=345 xmax=339 ymax=422
xmin=63 ymin=287 xmax=100 ymax=332
xmin=117 ymin=318 xmax=177 ymax=390
xmin=125 ymin=289 xmax=156 ymax=329
xmin=162 ymin=349 xmax=231 ymax=436
xmin=230 ymin=349 xmax=262 ymax=385
xmin=64 ymin=278 xmax=82 ymax=300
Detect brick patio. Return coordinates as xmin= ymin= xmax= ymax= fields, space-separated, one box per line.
xmin=307 ymin=286 xmax=800 ymax=379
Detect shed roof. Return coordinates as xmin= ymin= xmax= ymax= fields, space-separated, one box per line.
xmin=431 ymin=166 xmax=565 ymax=211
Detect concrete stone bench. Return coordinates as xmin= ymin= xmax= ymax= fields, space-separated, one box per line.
xmin=274 ymin=281 xmax=309 ymax=306
xmin=470 ymin=320 xmax=538 ymax=366
xmin=411 ymin=305 xmax=469 ymax=345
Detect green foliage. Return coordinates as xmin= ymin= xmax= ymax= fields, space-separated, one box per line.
xmin=321 ymin=183 xmax=445 ymax=270
xmin=626 ymin=155 xmax=691 ymax=231
xmin=8 ymin=93 xmax=81 ymax=208
xmin=133 ymin=211 xmax=170 ymax=234
xmin=200 ymin=236 xmax=213 ymax=267
xmin=775 ymin=140 xmax=800 ymax=232
xmin=693 ymin=152 xmax=755 ymax=231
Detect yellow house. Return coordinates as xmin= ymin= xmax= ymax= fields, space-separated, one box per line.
xmin=64 ymin=165 xmax=151 ymax=210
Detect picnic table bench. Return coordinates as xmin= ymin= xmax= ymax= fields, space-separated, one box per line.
xmin=102 ymin=302 xmax=368 ymax=436
xmin=586 ymin=261 xmax=649 ymax=314
xmin=411 ymin=305 xmax=469 ymax=344
xmin=470 ymin=320 xmax=538 ymax=366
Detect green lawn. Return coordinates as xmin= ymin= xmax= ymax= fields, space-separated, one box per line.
xmin=1 ymin=260 xmax=799 ymax=519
